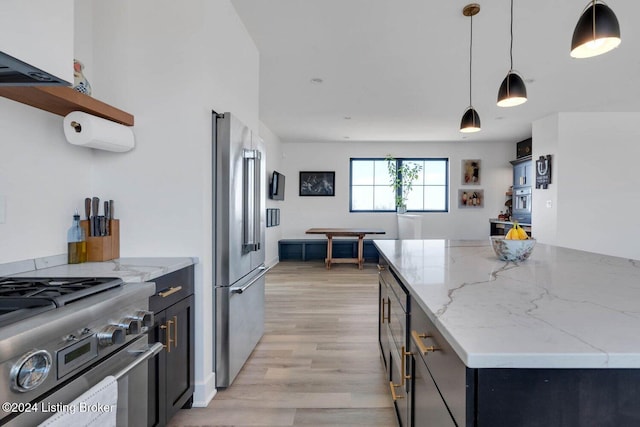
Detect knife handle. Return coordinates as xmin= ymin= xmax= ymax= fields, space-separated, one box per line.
xmin=104 ymin=201 xmax=110 ymax=235
xmin=84 ymin=198 xmax=91 ymax=220
xmin=91 ymin=197 xmax=100 ymax=236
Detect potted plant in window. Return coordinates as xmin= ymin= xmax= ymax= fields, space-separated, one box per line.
xmin=386 ymin=155 xmax=422 ymax=213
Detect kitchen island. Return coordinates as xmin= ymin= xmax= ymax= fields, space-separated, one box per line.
xmin=374 ymin=239 xmax=640 ymax=426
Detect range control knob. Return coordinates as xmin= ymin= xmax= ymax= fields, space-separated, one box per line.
xmin=117 ymin=317 xmax=142 ymax=335
xmin=97 ymin=325 xmax=126 ymax=346
xmin=133 ymin=310 xmax=154 ymax=328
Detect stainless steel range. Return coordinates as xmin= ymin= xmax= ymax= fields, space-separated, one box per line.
xmin=0 ymin=276 xmax=160 ymax=426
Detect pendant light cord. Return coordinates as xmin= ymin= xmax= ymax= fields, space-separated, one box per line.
xmin=469 ymin=14 xmax=473 ymax=106
xmin=592 ymin=0 xmax=596 ymax=41
xmin=509 ymin=0 xmax=514 ymax=70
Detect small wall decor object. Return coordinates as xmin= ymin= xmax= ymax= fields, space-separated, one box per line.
xmin=73 ymin=59 xmax=92 ymax=96
xmin=536 ymin=155 xmax=552 ymax=189
xmin=462 ymin=159 xmax=481 ymax=184
xmin=299 ymin=171 xmax=335 ymax=196
xmin=459 ymin=189 xmax=484 ymax=208
xmin=266 ymin=208 xmax=280 ymax=227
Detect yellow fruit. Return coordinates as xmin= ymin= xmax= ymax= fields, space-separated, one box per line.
xmin=516 ymin=225 xmax=528 ymax=240
xmin=505 ymin=228 xmax=516 ymax=239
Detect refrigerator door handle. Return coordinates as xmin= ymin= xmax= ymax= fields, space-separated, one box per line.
xmin=230 ymin=265 xmax=270 ymax=294
xmin=242 ymin=149 xmax=262 ymax=253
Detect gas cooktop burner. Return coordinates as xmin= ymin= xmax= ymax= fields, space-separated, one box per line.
xmin=0 ymin=277 xmax=124 ymax=327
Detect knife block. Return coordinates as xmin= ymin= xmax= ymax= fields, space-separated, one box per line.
xmin=80 ymin=220 xmax=120 ymax=262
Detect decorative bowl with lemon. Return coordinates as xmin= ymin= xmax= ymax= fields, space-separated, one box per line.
xmin=490 ymin=222 xmax=535 ymax=262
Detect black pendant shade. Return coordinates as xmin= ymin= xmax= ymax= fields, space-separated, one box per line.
xmin=460 ymin=4 xmax=481 ymax=134
xmin=497 ymin=71 xmax=527 ymax=107
xmin=571 ymin=2 xmax=621 ymax=58
xmin=460 ymin=107 xmax=481 ymax=133
xmin=497 ymin=0 xmax=527 ymax=107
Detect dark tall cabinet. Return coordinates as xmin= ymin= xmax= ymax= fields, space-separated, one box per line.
xmin=148 ymin=266 xmax=195 ymax=427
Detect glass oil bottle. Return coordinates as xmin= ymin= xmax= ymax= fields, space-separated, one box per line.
xmin=67 ymin=209 xmax=87 ymax=264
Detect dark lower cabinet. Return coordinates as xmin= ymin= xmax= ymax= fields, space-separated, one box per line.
xmin=148 ymin=266 xmax=195 ymax=427
xmin=378 ymin=260 xmax=410 ymax=427
xmin=410 ymin=352 xmax=455 ymax=427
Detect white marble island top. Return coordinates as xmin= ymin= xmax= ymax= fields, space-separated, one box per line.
xmin=374 ymin=239 xmax=640 ymax=369
xmin=7 ymin=257 xmax=197 ymax=283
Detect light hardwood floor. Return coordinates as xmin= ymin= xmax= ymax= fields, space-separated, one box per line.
xmin=168 ymin=261 xmax=395 ymax=427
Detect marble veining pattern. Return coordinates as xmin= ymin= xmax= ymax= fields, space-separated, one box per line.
xmin=374 ymin=239 xmax=640 ymax=369
xmin=5 ymin=256 xmax=198 ymax=282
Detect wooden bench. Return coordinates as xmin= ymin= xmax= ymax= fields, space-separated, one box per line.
xmin=305 ymin=228 xmax=386 ymax=269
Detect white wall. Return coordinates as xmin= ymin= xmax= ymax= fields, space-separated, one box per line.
xmin=0 ymin=102 xmax=94 ymax=262
xmin=533 ymin=112 xmax=640 ymax=260
xmin=277 ymin=140 xmax=513 ymax=240
xmin=531 ymin=115 xmax=559 ymax=245
xmin=85 ymin=0 xmax=260 ymax=406
xmin=261 ymin=122 xmax=284 ymax=266
xmin=1 ymin=0 xmax=261 ymax=407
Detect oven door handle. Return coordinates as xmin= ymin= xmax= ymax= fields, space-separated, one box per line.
xmin=113 ymin=342 xmax=163 ymax=380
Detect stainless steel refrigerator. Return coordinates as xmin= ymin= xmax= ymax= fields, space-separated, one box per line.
xmin=213 ymin=111 xmax=267 ymax=388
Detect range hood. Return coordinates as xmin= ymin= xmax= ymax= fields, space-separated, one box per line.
xmin=0 ymin=51 xmax=71 ymax=86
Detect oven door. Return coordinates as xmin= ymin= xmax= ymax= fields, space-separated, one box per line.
xmin=5 ymin=337 xmax=163 ymax=427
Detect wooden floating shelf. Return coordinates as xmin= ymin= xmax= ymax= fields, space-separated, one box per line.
xmin=0 ymin=85 xmax=134 ymax=126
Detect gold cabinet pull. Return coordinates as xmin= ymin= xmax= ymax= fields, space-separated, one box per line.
xmin=403 ymin=347 xmax=412 ymax=383
xmin=377 ymin=264 xmax=385 ymax=271
xmin=381 ymin=299 xmax=390 ymax=323
xmin=165 ymin=319 xmax=174 ymax=352
xmin=411 ymin=330 xmax=439 ymax=356
xmin=389 ymin=381 xmax=404 ymax=401
xmin=158 ymin=285 xmax=183 ymax=298
xmin=172 ymin=315 xmax=178 ymax=348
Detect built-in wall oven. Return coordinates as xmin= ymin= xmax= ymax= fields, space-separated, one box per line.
xmin=0 ymin=277 xmax=159 ymax=426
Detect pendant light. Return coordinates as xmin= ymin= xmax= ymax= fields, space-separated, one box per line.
xmin=571 ymin=1 xmax=620 ymax=58
xmin=497 ymin=0 xmax=527 ymax=107
xmin=460 ymin=4 xmax=481 ymax=133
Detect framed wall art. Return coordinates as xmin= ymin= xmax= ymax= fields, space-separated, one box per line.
xmin=535 ymin=155 xmax=552 ymax=189
xmin=458 ymin=189 xmax=484 ymax=208
xmin=299 ymin=171 xmax=335 ymax=196
xmin=462 ymin=159 xmax=481 ymax=185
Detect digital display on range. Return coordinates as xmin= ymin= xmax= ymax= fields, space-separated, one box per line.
xmin=57 ymin=336 xmax=98 ymax=378
xmin=64 ymin=342 xmax=91 ymax=364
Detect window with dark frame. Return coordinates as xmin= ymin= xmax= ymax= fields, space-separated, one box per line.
xmin=350 ymin=158 xmax=449 ymax=212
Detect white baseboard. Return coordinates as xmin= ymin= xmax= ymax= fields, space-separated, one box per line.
xmin=192 ymin=372 xmax=217 ymax=407
xmin=266 ymin=256 xmax=279 ymax=269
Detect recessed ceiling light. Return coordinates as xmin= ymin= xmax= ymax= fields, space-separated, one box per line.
xmin=525 ymin=78 xmax=535 ymax=84
xmin=344 ymin=116 xmax=352 ymax=120
xmin=310 ymin=78 xmax=323 ymax=84
xmin=344 ymin=136 xmax=350 ymax=139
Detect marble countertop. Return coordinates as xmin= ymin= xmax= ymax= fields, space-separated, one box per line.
xmin=6 ymin=257 xmax=198 ymax=282
xmin=374 ymin=239 xmax=640 ymax=369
